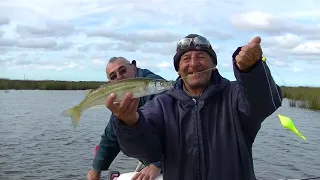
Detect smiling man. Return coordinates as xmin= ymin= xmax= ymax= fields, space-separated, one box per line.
xmin=106 ymin=34 xmax=283 ymax=180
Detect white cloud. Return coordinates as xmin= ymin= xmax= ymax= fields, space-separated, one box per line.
xmin=157 ymin=61 xmax=171 ymax=68
xmin=272 ymin=60 xmax=287 ymax=67
xmin=92 ymin=59 xmax=105 ymax=65
xmin=292 ymin=66 xmax=304 ymax=72
xmin=221 ymin=63 xmax=231 ymax=68
xmin=86 ymin=29 xmax=182 ymax=43
xmin=15 ymin=20 xmax=77 ymax=38
xmin=3 ymin=58 xmax=85 ymax=71
xmin=0 ymin=17 xmax=10 ymax=25
xmin=291 ymin=41 xmax=320 ymax=55
xmin=0 ymin=0 xmax=319 ymax=86
xmin=231 ymin=11 xmax=276 ymax=32
xmin=262 ymin=33 xmax=302 ymax=49
xmin=231 ymin=10 xmax=320 ymax=36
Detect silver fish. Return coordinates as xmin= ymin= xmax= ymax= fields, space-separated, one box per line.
xmin=61 ymin=78 xmax=174 ymax=128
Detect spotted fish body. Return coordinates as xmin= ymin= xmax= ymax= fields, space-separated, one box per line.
xmin=61 ymin=78 xmax=174 ymax=128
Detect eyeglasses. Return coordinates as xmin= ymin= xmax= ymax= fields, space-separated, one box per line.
xmin=176 ymin=35 xmax=211 ymax=51
xmin=108 ymin=66 xmax=127 ymax=80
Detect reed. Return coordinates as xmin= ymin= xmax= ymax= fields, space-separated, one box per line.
xmin=0 ymin=78 xmax=104 ymax=90
xmin=281 ymin=86 xmax=320 ymax=110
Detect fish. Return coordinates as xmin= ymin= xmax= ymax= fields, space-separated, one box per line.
xmin=61 ymin=77 xmax=174 ymax=128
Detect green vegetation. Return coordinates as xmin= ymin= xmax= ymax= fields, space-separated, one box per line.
xmin=281 ymin=86 xmax=320 ymax=110
xmin=0 ymin=78 xmax=104 ymax=90
xmin=1 ymin=78 xmax=320 ymax=110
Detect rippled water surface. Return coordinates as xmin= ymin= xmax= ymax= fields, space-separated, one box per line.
xmin=1 ymin=90 xmax=320 ymax=180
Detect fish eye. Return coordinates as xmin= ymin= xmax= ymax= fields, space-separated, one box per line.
xmin=160 ymin=82 xmax=164 ymax=86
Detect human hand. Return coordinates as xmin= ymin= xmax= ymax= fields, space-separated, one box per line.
xmin=105 ymin=92 xmax=140 ymax=126
xmin=87 ymin=169 xmax=101 ymax=180
xmin=235 ymin=36 xmax=263 ymax=72
xmin=131 ymin=164 xmax=161 ymax=180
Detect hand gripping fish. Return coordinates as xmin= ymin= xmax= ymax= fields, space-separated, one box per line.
xmin=61 ymin=78 xmax=174 ymax=128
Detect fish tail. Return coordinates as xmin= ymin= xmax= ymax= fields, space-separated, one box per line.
xmin=61 ymin=105 xmax=82 ymax=129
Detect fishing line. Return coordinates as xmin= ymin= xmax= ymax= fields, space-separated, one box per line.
xmin=173 ymin=61 xmax=282 ymax=111
xmin=261 ymin=59 xmax=282 ymax=111
xmin=265 ymin=59 xmax=296 ymax=100
xmin=261 ymin=57 xmax=320 ymax=180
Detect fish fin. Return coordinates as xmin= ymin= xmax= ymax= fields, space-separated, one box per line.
xmin=90 ymin=104 xmax=106 ymax=109
xmin=85 ymin=89 xmax=94 ymax=96
xmin=99 ymin=81 xmax=111 ymax=88
xmin=61 ymin=105 xmax=82 ymax=129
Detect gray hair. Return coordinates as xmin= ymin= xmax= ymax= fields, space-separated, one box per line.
xmin=108 ymin=56 xmax=131 ymax=65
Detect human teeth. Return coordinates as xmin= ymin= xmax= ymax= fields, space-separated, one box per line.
xmin=190 ymin=72 xmax=200 ymax=75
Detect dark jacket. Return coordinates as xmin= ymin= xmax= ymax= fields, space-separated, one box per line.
xmin=113 ymin=47 xmax=283 ymax=180
xmin=92 ymin=67 xmax=165 ymax=171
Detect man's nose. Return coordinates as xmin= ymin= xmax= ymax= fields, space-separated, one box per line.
xmin=116 ymin=74 xmax=125 ymax=80
xmin=190 ymin=55 xmax=200 ymax=67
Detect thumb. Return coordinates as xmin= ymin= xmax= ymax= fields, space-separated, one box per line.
xmin=105 ymin=93 xmax=118 ymax=111
xmin=250 ymin=36 xmax=261 ymax=44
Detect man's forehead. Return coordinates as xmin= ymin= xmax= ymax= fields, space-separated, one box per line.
xmin=182 ymin=51 xmax=208 ymax=57
xmin=107 ymin=60 xmax=128 ymax=73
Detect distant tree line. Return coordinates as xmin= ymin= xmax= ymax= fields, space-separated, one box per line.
xmin=0 ymin=78 xmax=105 ymax=90
xmin=1 ymin=78 xmax=320 ymax=110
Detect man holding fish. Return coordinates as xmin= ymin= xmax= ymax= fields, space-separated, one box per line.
xmin=106 ymin=34 xmax=283 ymax=180
xmin=87 ymin=57 xmax=164 ymax=180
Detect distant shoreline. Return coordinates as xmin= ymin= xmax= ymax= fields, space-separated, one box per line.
xmin=1 ymin=78 xmax=320 ymax=110
xmin=1 ymin=78 xmax=320 ymax=89
xmin=0 ymin=78 xmax=105 ymax=90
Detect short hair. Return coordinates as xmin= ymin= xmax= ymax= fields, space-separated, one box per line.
xmin=108 ymin=56 xmax=131 ymax=65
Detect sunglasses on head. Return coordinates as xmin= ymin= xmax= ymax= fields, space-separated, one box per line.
xmin=108 ymin=66 xmax=127 ymax=80
xmin=176 ymin=35 xmax=211 ymax=52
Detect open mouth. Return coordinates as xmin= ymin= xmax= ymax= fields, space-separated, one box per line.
xmin=189 ymin=71 xmax=202 ymax=75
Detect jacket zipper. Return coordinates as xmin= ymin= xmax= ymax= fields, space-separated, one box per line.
xmin=192 ymin=98 xmax=201 ymax=180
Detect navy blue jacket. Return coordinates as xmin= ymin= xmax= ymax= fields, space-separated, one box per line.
xmin=92 ymin=67 xmax=165 ymax=171
xmin=113 ymin=47 xmax=283 ymax=180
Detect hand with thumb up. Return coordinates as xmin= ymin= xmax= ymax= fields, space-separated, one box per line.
xmin=235 ymin=36 xmax=263 ymax=72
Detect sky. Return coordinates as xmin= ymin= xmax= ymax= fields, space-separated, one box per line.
xmin=0 ymin=0 xmax=320 ymax=87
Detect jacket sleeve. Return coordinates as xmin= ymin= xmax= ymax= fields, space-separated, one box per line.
xmin=140 ymin=68 xmax=165 ymax=80
xmin=232 ymin=47 xmax=283 ymax=141
xmin=112 ymin=97 xmax=164 ymax=164
xmin=92 ymin=115 xmax=120 ymax=171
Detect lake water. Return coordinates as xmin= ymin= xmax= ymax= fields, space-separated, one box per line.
xmin=1 ymin=90 xmax=320 ymax=180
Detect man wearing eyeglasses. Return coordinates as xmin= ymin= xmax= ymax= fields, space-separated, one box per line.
xmin=87 ymin=57 xmax=164 ymax=180
xmin=106 ymin=34 xmax=283 ymax=180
